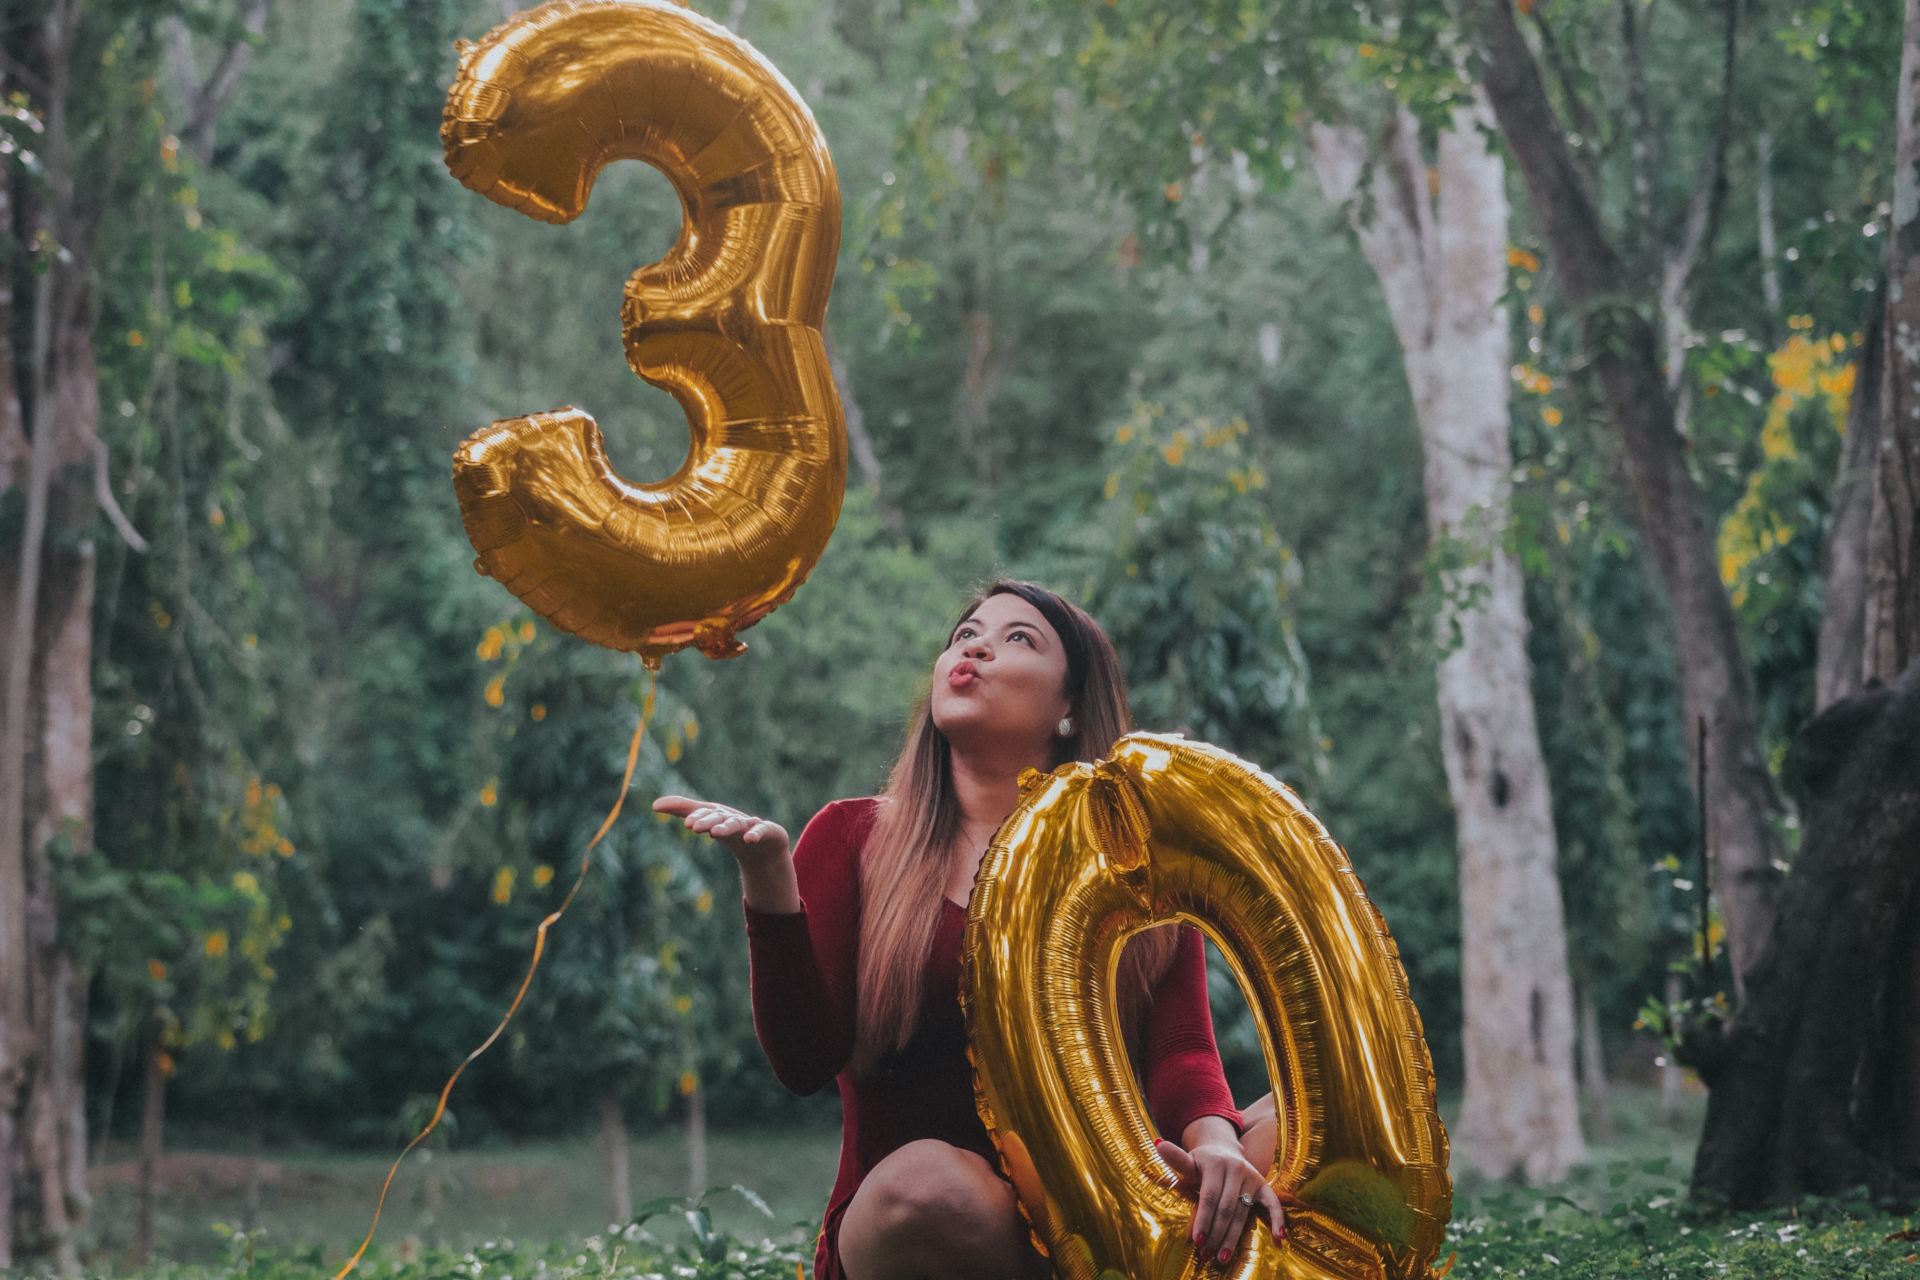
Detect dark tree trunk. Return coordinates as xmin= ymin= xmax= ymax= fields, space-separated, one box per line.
xmin=1461 ymin=0 xmax=1783 ymax=999
xmin=1687 ymin=665 xmax=1920 ymax=1208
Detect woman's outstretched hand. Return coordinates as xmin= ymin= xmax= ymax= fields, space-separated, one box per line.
xmin=1154 ymin=1137 xmax=1287 ymax=1263
xmin=651 ymin=795 xmax=791 ymax=865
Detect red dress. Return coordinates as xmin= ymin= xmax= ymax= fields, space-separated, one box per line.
xmin=742 ymin=797 xmax=1245 ymax=1280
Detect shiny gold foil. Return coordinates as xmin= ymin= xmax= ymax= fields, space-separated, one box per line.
xmin=963 ymin=734 xmax=1452 ymax=1280
xmin=442 ymin=0 xmax=845 ymax=663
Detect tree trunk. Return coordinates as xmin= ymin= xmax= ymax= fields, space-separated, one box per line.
xmin=1312 ymin=100 xmax=1585 ymax=1183
xmin=685 ymin=1079 xmax=707 ymax=1200
xmin=1865 ymin=0 xmax=1920 ymax=687
xmin=1462 ymin=0 xmax=1783 ymax=1002
xmin=1660 ymin=969 xmax=1685 ymax=1128
xmin=1577 ymin=979 xmax=1613 ymax=1142
xmin=1687 ymin=10 xmax=1920 ymax=1193
xmin=1686 ymin=665 xmax=1920 ymax=1206
xmin=599 ymin=1090 xmax=631 ymax=1227
xmin=1816 ymin=304 xmax=1884 ymax=712
xmin=134 ymin=1035 xmax=166 ymax=1267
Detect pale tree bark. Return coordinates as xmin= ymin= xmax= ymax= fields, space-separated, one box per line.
xmin=599 ymin=1090 xmax=631 ymax=1227
xmin=1312 ymin=100 xmax=1585 ymax=1184
xmin=1866 ymin=0 xmax=1920 ymax=687
xmin=1816 ymin=304 xmax=1883 ymax=712
xmin=1461 ymin=0 xmax=1784 ymax=1003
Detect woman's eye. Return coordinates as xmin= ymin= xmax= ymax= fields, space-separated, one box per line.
xmin=1010 ymin=632 xmax=1033 ymax=645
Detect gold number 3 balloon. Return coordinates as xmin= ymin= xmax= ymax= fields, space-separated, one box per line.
xmin=442 ymin=0 xmax=844 ymax=665
xmin=963 ymin=733 xmax=1452 ymax=1280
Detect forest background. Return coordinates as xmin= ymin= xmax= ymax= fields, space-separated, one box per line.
xmin=1 ymin=0 xmax=1916 ymax=1273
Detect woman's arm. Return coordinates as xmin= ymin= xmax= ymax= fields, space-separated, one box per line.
xmin=1142 ymin=927 xmax=1285 ymax=1262
xmin=739 ymin=800 xmax=866 ymax=1095
xmin=1141 ymin=926 xmax=1244 ymax=1140
xmin=655 ymin=793 xmax=865 ymax=1093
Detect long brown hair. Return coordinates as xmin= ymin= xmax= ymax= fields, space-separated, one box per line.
xmin=851 ymin=579 xmax=1182 ymax=1077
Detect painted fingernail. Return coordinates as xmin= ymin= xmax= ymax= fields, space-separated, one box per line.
xmin=1218 ymin=1248 xmax=1230 ymax=1262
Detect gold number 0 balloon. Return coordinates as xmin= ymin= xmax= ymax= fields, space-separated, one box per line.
xmin=963 ymin=733 xmax=1451 ymax=1280
xmin=442 ymin=0 xmax=844 ymax=664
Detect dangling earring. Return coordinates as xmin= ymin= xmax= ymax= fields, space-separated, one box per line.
xmin=1056 ymin=717 xmax=1074 ymax=738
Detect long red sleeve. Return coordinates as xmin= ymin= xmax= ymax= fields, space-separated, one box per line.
xmin=1143 ymin=925 xmax=1246 ymax=1142
xmin=741 ymin=799 xmax=871 ymax=1096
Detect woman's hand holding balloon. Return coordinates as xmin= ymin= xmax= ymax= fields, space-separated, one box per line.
xmin=652 ymin=795 xmax=799 ymax=913
xmin=1154 ymin=1135 xmax=1287 ymax=1264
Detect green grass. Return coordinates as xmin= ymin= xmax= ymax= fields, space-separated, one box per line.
xmin=83 ymin=1122 xmax=840 ymax=1269
xmin=39 ymin=1084 xmax=1920 ymax=1278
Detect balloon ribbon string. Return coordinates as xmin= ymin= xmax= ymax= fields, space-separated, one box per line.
xmin=332 ymin=668 xmax=659 ymax=1280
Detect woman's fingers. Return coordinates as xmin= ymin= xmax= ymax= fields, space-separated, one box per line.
xmin=1193 ymin=1162 xmax=1227 ymax=1257
xmin=1215 ymin=1181 xmax=1253 ymax=1262
xmin=650 ymin=794 xmax=703 ymax=816
xmin=1257 ymin=1184 xmax=1287 ymax=1242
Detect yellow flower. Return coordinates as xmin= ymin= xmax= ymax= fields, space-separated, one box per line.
xmin=1357 ymin=42 xmax=1377 ymax=58
xmin=1787 ymin=313 xmax=1813 ymax=331
xmin=476 ymin=626 xmax=505 ymax=661
xmin=232 ymin=871 xmax=260 ymax=896
xmin=1830 ymin=333 xmax=1848 ymax=353
xmin=1114 ymin=424 xmax=1135 ymax=444
xmin=1527 ymin=304 xmax=1545 ymax=326
xmin=275 ymin=837 xmax=294 ymax=857
xmin=246 ymin=777 xmax=263 ymax=807
xmin=1163 ymin=181 xmax=1182 ymax=203
xmin=1769 ymin=335 xmax=1818 ymax=398
xmin=695 ymin=890 xmax=713 ymax=915
xmin=208 ymin=506 xmax=225 ymax=528
xmin=204 ymin=931 xmax=229 ymax=958
xmin=673 ymin=994 xmax=694 ymax=1016
xmin=484 ymin=674 xmax=506 ymax=708
xmin=275 ymin=915 xmax=292 ymax=932
xmin=665 ymin=732 xmax=683 ymax=763
xmin=1103 ymin=471 xmax=1121 ymax=500
xmin=1506 ymin=246 xmax=1541 ymax=272
xmin=492 ymin=866 xmax=515 ymax=905
xmin=128 ymin=329 xmax=146 ymax=348
xmin=518 ymin=620 xmax=535 ymax=643
xmin=678 ymin=1070 xmax=699 ymax=1095
xmin=530 ymin=703 xmax=547 ymax=721
xmin=683 ymin=716 xmax=698 ymax=743
xmin=216 ymin=1029 xmax=237 ymax=1051
xmin=1541 ymin=406 xmax=1564 ymax=427
xmin=148 ymin=959 xmax=167 ymax=982
xmin=243 ymin=634 xmax=258 ymax=649
xmin=1160 ymin=431 xmax=1189 ymax=467
xmin=480 ymin=779 xmax=499 ymax=808
xmin=532 ymin=864 xmax=555 ymax=888
xmin=156 ymin=1051 xmax=176 ymax=1079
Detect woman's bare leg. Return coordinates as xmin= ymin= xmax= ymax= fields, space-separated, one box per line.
xmin=1239 ymin=1092 xmax=1277 ymax=1175
xmin=838 ymin=1139 xmax=1052 ymax=1280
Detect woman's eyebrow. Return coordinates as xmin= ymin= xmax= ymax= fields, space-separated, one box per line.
xmin=953 ymin=616 xmax=1046 ymax=644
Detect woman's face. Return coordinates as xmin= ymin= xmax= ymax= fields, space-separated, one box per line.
xmin=930 ymin=592 xmax=1072 ymax=756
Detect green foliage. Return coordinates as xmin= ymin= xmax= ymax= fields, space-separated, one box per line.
xmin=1085 ymin=404 xmax=1322 ymax=782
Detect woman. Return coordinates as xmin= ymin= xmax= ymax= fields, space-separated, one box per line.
xmin=655 ymin=580 xmax=1285 ymax=1280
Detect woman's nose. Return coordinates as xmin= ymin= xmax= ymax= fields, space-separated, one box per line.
xmin=963 ymin=638 xmax=991 ymax=660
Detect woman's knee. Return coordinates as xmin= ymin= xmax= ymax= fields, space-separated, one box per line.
xmin=841 ymin=1139 xmax=1032 ymax=1278
xmin=857 ymin=1139 xmax=1009 ymax=1236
